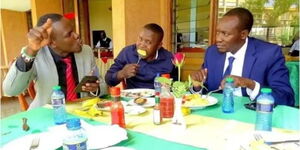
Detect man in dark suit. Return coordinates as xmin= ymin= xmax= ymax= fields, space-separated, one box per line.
xmin=191 ymin=7 xmax=294 ymax=106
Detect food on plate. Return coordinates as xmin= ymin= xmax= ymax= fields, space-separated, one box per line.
xmin=121 ymin=90 xmax=154 ymax=98
xmin=183 ymin=94 xmax=209 ymax=107
xmin=88 ymin=104 xmax=103 ymax=116
xmin=181 ymin=107 xmax=191 ymax=116
xmin=134 ymin=97 xmax=147 ymax=105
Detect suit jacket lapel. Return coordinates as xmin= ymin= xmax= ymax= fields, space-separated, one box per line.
xmin=74 ymin=53 xmax=84 ymax=80
xmin=242 ymin=38 xmax=257 ymax=95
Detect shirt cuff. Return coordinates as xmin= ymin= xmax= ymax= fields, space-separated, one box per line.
xmin=16 ymin=56 xmax=34 ymax=72
xmin=189 ymin=86 xmax=203 ymax=94
xmin=246 ymin=81 xmax=260 ymax=100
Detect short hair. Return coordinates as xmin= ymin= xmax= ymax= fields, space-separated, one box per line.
xmin=224 ymin=7 xmax=254 ymax=32
xmin=143 ymin=23 xmax=164 ymax=42
xmin=36 ymin=13 xmax=63 ymax=27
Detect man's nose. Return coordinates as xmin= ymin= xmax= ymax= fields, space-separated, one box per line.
xmin=73 ymin=32 xmax=79 ymax=39
xmin=216 ymin=34 xmax=222 ymax=43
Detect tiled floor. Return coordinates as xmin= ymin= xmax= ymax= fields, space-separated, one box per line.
xmin=1 ymin=97 xmax=31 ymax=118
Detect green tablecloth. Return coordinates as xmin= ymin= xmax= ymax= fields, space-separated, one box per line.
xmin=0 ymin=107 xmax=200 ymax=150
xmin=1 ymin=94 xmax=299 ymax=149
xmin=286 ymin=61 xmax=299 ymax=106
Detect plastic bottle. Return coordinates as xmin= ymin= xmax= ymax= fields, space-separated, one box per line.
xmin=255 ymin=88 xmax=274 ymax=131
xmin=153 ymin=94 xmax=162 ymax=125
xmin=110 ymin=87 xmax=126 ymax=128
xmin=51 ymin=85 xmax=67 ymax=125
xmin=154 ymin=73 xmax=161 ymax=95
xmin=63 ymin=118 xmax=88 ymax=150
xmin=222 ymin=77 xmax=234 ymax=113
xmin=160 ymin=84 xmax=174 ymax=118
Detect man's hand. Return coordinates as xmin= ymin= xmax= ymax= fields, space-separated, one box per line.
xmin=27 ymin=18 xmax=53 ymax=56
xmin=221 ymin=75 xmax=255 ymax=90
xmin=117 ymin=64 xmax=139 ymax=80
xmin=82 ymin=80 xmax=100 ymax=92
xmin=191 ymin=68 xmax=208 ymax=87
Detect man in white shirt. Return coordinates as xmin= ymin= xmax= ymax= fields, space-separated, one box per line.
xmin=191 ymin=7 xmax=294 ymax=106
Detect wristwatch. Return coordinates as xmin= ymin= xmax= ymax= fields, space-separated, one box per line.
xmin=21 ymin=47 xmax=36 ymax=63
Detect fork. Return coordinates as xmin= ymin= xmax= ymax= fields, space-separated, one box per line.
xmin=254 ymin=133 xmax=300 ymax=145
xmin=29 ymin=136 xmax=40 ymax=150
xmin=205 ymin=88 xmax=222 ymax=98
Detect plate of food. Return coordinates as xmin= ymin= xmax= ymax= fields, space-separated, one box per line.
xmin=128 ymin=97 xmax=155 ymax=108
xmin=121 ymin=88 xmax=155 ymax=99
xmin=183 ymin=94 xmax=218 ymax=110
xmin=95 ymin=101 xmax=128 ymax=111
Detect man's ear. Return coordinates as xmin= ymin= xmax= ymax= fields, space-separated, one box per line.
xmin=241 ymin=30 xmax=249 ymax=40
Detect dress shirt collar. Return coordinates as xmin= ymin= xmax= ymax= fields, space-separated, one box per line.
xmin=226 ymin=37 xmax=248 ymax=59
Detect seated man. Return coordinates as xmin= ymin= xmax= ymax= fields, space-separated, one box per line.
xmin=3 ymin=13 xmax=107 ymax=109
xmin=105 ymin=23 xmax=177 ymax=89
xmin=191 ymin=7 xmax=294 ymax=106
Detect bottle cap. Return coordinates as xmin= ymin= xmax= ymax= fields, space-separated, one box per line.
xmin=66 ymin=118 xmax=81 ymax=130
xmin=52 ymin=85 xmax=61 ymax=90
xmin=225 ymin=77 xmax=234 ymax=83
xmin=161 ymin=74 xmax=170 ymax=79
xmin=261 ymin=88 xmax=272 ymax=93
xmin=110 ymin=87 xmax=121 ymax=96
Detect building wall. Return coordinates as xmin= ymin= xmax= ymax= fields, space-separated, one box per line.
xmin=0 ymin=9 xmax=29 ymax=97
xmin=31 ymin=0 xmax=62 ymax=26
xmin=112 ymin=0 xmax=172 ymax=56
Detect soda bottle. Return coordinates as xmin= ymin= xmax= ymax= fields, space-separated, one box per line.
xmin=51 ymin=85 xmax=67 ymax=124
xmin=63 ymin=118 xmax=87 ymax=150
xmin=110 ymin=87 xmax=126 ymax=128
xmin=154 ymin=73 xmax=161 ymax=95
xmin=222 ymin=77 xmax=234 ymax=113
xmin=255 ymin=88 xmax=274 ymax=131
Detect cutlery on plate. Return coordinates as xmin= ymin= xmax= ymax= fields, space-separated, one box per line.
xmin=29 ymin=136 xmax=40 ymax=150
xmin=205 ymin=88 xmax=222 ymax=98
xmin=254 ymin=133 xmax=300 ymax=145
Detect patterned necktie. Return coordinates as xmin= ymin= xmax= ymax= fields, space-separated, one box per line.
xmin=223 ymin=56 xmax=235 ymax=77
xmin=62 ymin=57 xmax=78 ymax=101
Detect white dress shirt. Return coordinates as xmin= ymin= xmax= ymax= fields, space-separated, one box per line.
xmin=224 ymin=38 xmax=260 ymax=100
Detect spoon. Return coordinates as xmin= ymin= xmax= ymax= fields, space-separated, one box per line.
xmin=205 ymin=88 xmax=222 ymax=98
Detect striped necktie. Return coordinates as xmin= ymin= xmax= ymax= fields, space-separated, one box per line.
xmin=223 ymin=56 xmax=235 ymax=77
xmin=62 ymin=57 xmax=78 ymax=101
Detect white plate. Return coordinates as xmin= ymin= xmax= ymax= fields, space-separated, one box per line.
xmin=2 ymin=121 xmax=128 ymax=150
xmin=124 ymin=105 xmax=146 ymax=115
xmin=121 ymin=88 xmax=155 ymax=99
xmin=128 ymin=97 xmax=155 ymax=107
xmin=183 ymin=95 xmax=218 ymax=110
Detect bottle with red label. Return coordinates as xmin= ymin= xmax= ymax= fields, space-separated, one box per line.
xmin=110 ymin=87 xmax=126 ymax=128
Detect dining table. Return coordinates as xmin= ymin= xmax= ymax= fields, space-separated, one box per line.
xmin=1 ymin=93 xmax=299 ymax=150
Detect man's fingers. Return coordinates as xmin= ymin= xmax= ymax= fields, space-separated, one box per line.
xmin=42 ymin=18 xmax=52 ymax=30
xmin=29 ymin=29 xmax=43 ymax=41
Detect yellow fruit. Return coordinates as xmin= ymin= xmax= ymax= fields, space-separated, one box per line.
xmin=82 ymin=97 xmax=100 ymax=108
xmin=137 ymin=49 xmax=147 ymax=57
xmin=181 ymin=107 xmax=191 ymax=116
xmin=73 ymin=109 xmax=88 ymax=116
xmin=88 ymin=104 xmax=103 ymax=116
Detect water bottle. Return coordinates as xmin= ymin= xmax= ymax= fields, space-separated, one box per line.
xmin=63 ymin=118 xmax=88 ymax=150
xmin=222 ymin=77 xmax=234 ymax=113
xmin=154 ymin=73 xmax=161 ymax=95
xmin=255 ymin=88 xmax=274 ymax=131
xmin=51 ymin=85 xmax=67 ymax=125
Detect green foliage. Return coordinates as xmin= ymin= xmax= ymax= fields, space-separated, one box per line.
xmin=172 ymin=81 xmax=189 ymax=98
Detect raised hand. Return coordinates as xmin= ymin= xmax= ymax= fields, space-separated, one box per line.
xmin=190 ymin=68 xmax=208 ymax=87
xmin=27 ymin=18 xmax=53 ymax=56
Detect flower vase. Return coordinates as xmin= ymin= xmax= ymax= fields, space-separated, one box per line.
xmin=172 ymin=97 xmax=186 ymax=131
